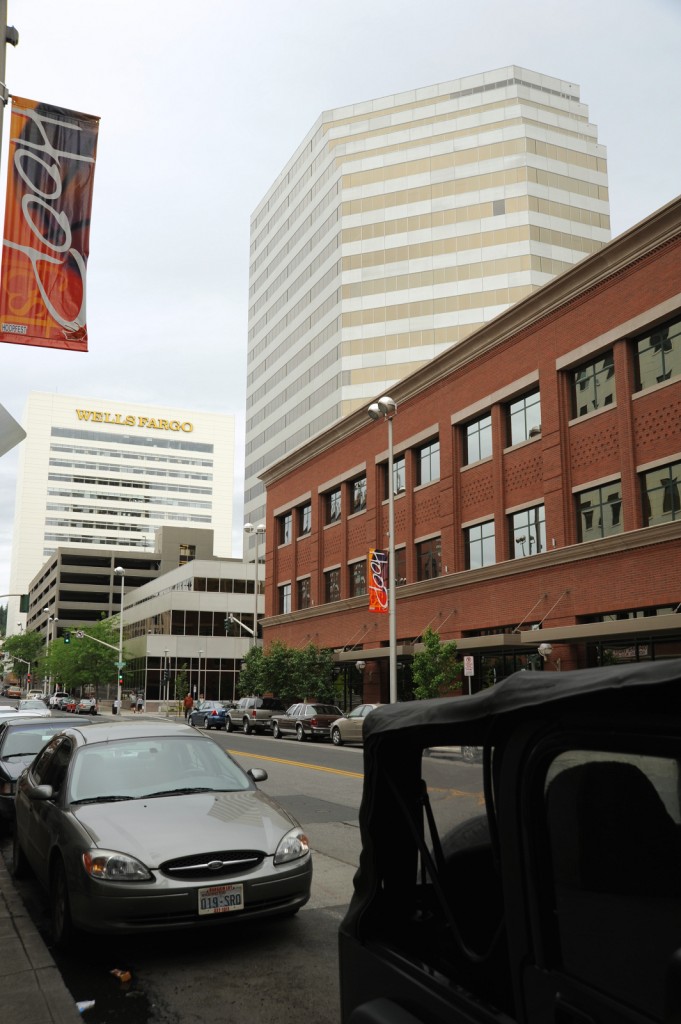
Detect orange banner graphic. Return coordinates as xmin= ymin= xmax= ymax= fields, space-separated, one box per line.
xmin=0 ymin=96 xmax=100 ymax=351
xmin=368 ymin=549 xmax=388 ymax=614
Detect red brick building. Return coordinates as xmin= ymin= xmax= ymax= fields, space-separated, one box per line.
xmin=261 ymin=197 xmax=681 ymax=704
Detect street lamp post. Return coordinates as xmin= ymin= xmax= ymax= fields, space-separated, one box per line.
xmin=197 ymin=649 xmax=203 ymax=701
xmin=114 ymin=567 xmax=125 ymax=712
xmin=244 ymin=522 xmax=265 ymax=647
xmin=43 ymin=607 xmax=57 ymax=691
xmin=368 ymin=396 xmax=398 ymax=704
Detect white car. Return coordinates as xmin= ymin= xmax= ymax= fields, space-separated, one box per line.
xmin=17 ymin=699 xmax=52 ymax=718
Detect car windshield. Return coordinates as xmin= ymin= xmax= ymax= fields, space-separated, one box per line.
xmin=18 ymin=700 xmax=45 ymax=710
xmin=69 ymin=736 xmax=252 ymax=803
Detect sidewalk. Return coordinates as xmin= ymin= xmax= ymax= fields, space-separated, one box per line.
xmin=0 ymin=853 xmax=82 ymax=1024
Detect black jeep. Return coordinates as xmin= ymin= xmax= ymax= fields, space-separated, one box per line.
xmin=339 ymin=659 xmax=681 ymax=1023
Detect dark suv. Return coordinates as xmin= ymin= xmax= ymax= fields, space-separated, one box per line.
xmin=339 ymin=658 xmax=681 ymax=1024
xmin=226 ymin=696 xmax=286 ymax=735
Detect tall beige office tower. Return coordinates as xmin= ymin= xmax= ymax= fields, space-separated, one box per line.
xmin=244 ymin=66 xmax=610 ymax=538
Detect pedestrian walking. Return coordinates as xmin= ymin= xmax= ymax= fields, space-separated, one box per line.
xmin=183 ymin=693 xmax=193 ymax=719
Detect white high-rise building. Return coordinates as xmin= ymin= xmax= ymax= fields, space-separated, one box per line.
xmin=244 ymin=66 xmax=610 ymax=537
xmin=7 ymin=392 xmax=235 ymax=633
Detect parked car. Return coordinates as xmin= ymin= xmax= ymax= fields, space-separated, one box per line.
xmin=5 ymin=683 xmax=22 ymax=699
xmin=329 ymin=704 xmax=382 ymax=746
xmin=76 ymin=697 xmax=98 ymax=716
xmin=339 ymin=659 xmax=681 ymax=1024
xmin=226 ymin=696 xmax=287 ymax=735
xmin=48 ymin=691 xmax=70 ymax=708
xmin=188 ymin=700 xmax=228 ymax=730
xmin=62 ymin=697 xmax=79 ymax=713
xmin=12 ymin=720 xmax=312 ymax=946
xmin=271 ymin=703 xmax=345 ymax=742
xmin=0 ymin=716 xmax=93 ymax=828
xmin=17 ymin=699 xmax=52 ymax=718
xmin=27 ymin=690 xmax=47 ymax=701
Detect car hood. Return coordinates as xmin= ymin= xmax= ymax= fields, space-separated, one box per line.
xmin=72 ymin=789 xmax=299 ymax=865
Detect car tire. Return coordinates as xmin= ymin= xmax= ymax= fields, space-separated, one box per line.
xmin=226 ymin=717 xmax=234 ymax=733
xmin=296 ymin=723 xmax=306 ymax=742
xmin=331 ymin=727 xmax=343 ymax=746
xmin=272 ymin=721 xmax=282 ymax=739
xmin=243 ymin=718 xmax=252 ymax=735
xmin=50 ymin=858 xmax=75 ymax=949
xmin=12 ymin=829 xmax=30 ymax=879
xmin=204 ymin=719 xmax=211 ymax=730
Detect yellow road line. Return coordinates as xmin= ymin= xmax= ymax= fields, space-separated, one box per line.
xmin=228 ymin=748 xmax=364 ymax=779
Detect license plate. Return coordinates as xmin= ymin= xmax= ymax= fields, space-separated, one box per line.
xmin=198 ymin=883 xmax=244 ymax=915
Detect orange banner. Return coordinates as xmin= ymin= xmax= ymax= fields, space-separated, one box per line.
xmin=0 ymin=96 xmax=100 ymax=351
xmin=368 ymin=549 xmax=388 ymax=614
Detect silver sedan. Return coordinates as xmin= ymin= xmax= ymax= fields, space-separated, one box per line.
xmin=330 ymin=704 xmax=383 ymax=746
xmin=13 ymin=721 xmax=312 ymax=946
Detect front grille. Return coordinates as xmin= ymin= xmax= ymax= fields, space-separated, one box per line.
xmin=160 ymin=849 xmax=265 ymax=880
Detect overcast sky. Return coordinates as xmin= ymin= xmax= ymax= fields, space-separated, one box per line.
xmin=0 ymin=0 xmax=679 ymax=600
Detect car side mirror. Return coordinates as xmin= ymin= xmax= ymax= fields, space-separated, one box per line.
xmin=248 ymin=768 xmax=268 ymax=783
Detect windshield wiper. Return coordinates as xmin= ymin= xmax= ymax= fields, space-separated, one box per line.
xmin=72 ymin=795 xmax=135 ymax=804
xmin=144 ymin=787 xmax=213 ymax=797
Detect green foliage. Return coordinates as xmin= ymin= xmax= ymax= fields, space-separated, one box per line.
xmin=0 ymin=603 xmax=6 ymax=638
xmin=2 ymin=630 xmax=46 ymax=680
xmin=238 ymin=642 xmax=337 ymax=705
xmin=41 ymin=620 xmax=124 ymax=693
xmin=412 ymin=627 xmax=462 ymax=700
xmin=174 ymin=663 xmax=190 ymax=702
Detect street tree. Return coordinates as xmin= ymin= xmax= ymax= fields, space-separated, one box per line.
xmin=2 ymin=630 xmax=45 ymax=684
xmin=41 ymin=620 xmax=126 ymax=696
xmin=411 ymin=626 xmax=462 ymax=700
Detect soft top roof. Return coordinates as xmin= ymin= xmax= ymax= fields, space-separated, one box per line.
xmin=364 ymin=659 xmax=681 ymax=744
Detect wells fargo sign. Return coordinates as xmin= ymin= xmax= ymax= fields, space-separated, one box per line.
xmin=0 ymin=97 xmax=100 ymax=351
xmin=75 ymin=409 xmax=194 ymax=432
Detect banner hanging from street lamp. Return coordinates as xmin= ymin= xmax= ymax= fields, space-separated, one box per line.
xmin=0 ymin=96 xmax=100 ymax=351
xmin=368 ymin=549 xmax=388 ymax=614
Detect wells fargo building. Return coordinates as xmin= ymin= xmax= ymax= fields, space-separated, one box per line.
xmin=261 ymin=196 xmax=681 ymax=700
xmin=7 ymin=393 xmax=234 ymax=635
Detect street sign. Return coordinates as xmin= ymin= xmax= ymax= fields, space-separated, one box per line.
xmin=76 ymin=630 xmax=84 ymax=639
xmin=463 ymin=655 xmax=474 ymax=677
xmin=116 ymin=661 xmax=126 ymax=668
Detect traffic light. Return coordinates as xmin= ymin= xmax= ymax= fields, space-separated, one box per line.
xmin=224 ymin=615 xmax=236 ymax=636
xmin=63 ymin=630 xmax=71 ymax=644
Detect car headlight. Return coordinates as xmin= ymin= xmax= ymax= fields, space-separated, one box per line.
xmin=82 ymin=850 xmax=153 ymax=881
xmin=273 ymin=827 xmax=310 ymax=865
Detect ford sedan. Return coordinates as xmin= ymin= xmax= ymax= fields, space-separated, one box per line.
xmin=12 ymin=721 xmax=312 ymax=946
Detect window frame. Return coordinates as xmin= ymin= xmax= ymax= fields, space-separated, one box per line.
xmin=298 ymin=503 xmax=312 ymax=536
xmin=571 ymin=350 xmax=615 ymax=418
xmin=577 ymin=482 xmax=623 ymax=541
xmin=350 ymin=475 xmax=367 ymax=515
xmin=464 ymin=413 xmax=492 ymax=465
xmin=507 ymin=389 xmax=541 ymax=446
xmin=510 ymin=504 xmax=546 ymax=559
xmin=416 ymin=438 xmax=440 ymax=487
xmin=465 ymin=519 xmax=496 ymax=569
xmin=415 ymin=536 xmax=442 ymax=581
xmin=278 ymin=511 xmax=292 ymax=546
xmin=326 ymin=488 xmax=341 ymax=525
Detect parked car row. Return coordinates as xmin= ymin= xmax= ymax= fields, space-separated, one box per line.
xmin=225 ymin=698 xmax=382 ymax=745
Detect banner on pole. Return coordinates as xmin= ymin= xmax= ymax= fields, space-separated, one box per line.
xmin=368 ymin=549 xmax=388 ymax=614
xmin=0 ymin=96 xmax=100 ymax=351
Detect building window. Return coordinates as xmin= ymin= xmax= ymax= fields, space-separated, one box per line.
xmin=511 ymin=505 xmax=546 ymax=558
xmin=297 ymin=577 xmax=311 ymax=609
xmin=466 ymin=520 xmax=496 ymax=569
xmin=298 ymin=503 xmax=311 ymax=536
xmin=416 ymin=537 xmax=442 ymax=580
xmin=395 ymin=546 xmax=407 ymax=587
xmin=350 ymin=475 xmax=367 ymax=514
xmin=641 ymin=460 xmax=681 ymax=525
xmin=635 ymin=314 xmax=681 ymax=391
xmin=324 ymin=568 xmax=341 ymax=603
xmin=278 ymin=512 xmax=292 ymax=545
xmin=350 ymin=561 xmax=367 ymax=597
xmin=577 ymin=483 xmax=623 ymax=541
xmin=278 ymin=583 xmax=291 ymax=615
xmin=326 ymin=488 xmax=341 ymax=524
xmin=417 ymin=439 xmax=440 ymax=485
xmin=571 ymin=351 xmax=615 ymax=417
xmin=464 ymin=414 xmax=492 ymax=465
xmin=508 ymin=389 xmax=541 ymax=445
xmin=179 ymin=544 xmax=196 ymax=565
xmin=383 ymin=454 xmax=406 ymax=498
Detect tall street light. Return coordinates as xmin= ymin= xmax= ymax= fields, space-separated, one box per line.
xmin=368 ymin=396 xmax=398 ymax=704
xmin=43 ymin=607 xmax=57 ymax=691
xmin=244 ymin=522 xmax=265 ymax=647
xmin=114 ymin=567 xmax=125 ymax=712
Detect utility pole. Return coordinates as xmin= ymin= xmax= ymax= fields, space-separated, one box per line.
xmin=0 ymin=2 xmax=19 ymax=163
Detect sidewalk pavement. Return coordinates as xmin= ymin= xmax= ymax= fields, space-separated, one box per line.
xmin=0 ymin=852 xmax=82 ymax=1024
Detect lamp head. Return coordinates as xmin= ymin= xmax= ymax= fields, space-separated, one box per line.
xmin=368 ymin=396 xmax=397 ymax=421
xmin=114 ymin=566 xmax=125 ymax=577
xmin=538 ymin=643 xmax=553 ymax=659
